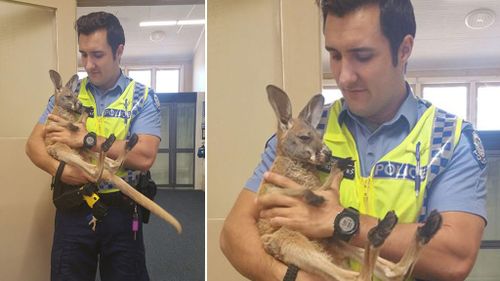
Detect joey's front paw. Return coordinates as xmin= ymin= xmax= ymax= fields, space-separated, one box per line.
xmin=303 ymin=190 xmax=325 ymax=206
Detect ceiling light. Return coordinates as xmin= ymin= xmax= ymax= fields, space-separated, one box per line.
xmin=177 ymin=19 xmax=205 ymax=25
xmin=465 ymin=8 xmax=496 ymax=30
xmin=140 ymin=19 xmax=205 ymax=27
xmin=150 ymin=30 xmax=166 ymax=42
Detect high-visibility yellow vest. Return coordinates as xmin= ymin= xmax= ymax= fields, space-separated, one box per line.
xmin=322 ymin=99 xmax=463 ymax=280
xmin=78 ymin=78 xmax=149 ymax=193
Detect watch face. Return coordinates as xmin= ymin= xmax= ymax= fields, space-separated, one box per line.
xmin=338 ymin=216 xmax=356 ymax=233
xmin=85 ymin=134 xmax=96 ymax=146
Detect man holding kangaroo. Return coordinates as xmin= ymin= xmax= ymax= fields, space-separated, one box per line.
xmin=220 ymin=1 xmax=487 ymax=280
xmin=26 ymin=12 xmax=161 ymax=281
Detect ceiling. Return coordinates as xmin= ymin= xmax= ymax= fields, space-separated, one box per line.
xmin=77 ymin=3 xmax=205 ymax=64
xmin=322 ymin=0 xmax=500 ymax=74
xmin=76 ymin=1 xmax=499 ymax=73
xmin=77 ymin=0 xmax=204 ymax=7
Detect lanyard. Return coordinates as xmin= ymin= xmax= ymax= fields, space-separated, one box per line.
xmin=415 ymin=141 xmax=421 ymax=197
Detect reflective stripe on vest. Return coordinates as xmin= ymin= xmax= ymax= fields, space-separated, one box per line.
xmin=320 ymin=99 xmax=462 ymax=280
xmin=419 ymin=107 xmax=462 ymax=221
xmin=78 ymin=78 xmax=149 ymax=192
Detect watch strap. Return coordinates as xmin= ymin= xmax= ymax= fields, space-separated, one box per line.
xmin=283 ymin=264 xmax=299 ymax=281
xmin=345 ymin=207 xmax=359 ymax=216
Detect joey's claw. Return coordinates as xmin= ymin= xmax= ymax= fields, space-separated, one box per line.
xmin=127 ymin=133 xmax=139 ymax=150
xmin=101 ymin=134 xmax=116 ymax=152
xmin=336 ymin=157 xmax=355 ymax=172
xmin=417 ymin=210 xmax=442 ymax=244
xmin=368 ymin=211 xmax=398 ymax=247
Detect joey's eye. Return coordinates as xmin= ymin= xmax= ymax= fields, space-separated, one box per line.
xmin=298 ymin=135 xmax=311 ymax=141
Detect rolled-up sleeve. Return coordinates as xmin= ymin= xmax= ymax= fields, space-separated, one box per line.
xmin=244 ymin=135 xmax=277 ymax=192
xmin=426 ymin=124 xmax=488 ymax=224
xmin=129 ymin=89 xmax=161 ymax=138
xmin=38 ymin=96 xmax=55 ymax=124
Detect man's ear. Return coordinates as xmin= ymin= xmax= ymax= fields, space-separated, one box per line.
xmin=115 ymin=44 xmax=124 ymax=62
xmin=398 ymin=35 xmax=414 ymax=66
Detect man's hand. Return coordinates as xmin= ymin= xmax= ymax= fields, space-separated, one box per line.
xmin=297 ymin=270 xmax=327 ymax=281
xmin=257 ymin=172 xmax=343 ymax=239
xmin=45 ymin=114 xmax=87 ymax=149
xmin=59 ymin=163 xmax=94 ymax=186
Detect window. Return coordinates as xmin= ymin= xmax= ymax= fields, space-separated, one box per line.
xmin=477 ymin=84 xmax=500 ymax=130
xmin=422 ymin=85 xmax=468 ymax=120
xmin=128 ymin=69 xmax=151 ymax=88
xmin=156 ymin=69 xmax=180 ymax=93
xmin=322 ymin=87 xmax=342 ymax=105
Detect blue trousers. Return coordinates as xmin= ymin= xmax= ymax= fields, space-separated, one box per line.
xmin=51 ymin=206 xmax=149 ymax=281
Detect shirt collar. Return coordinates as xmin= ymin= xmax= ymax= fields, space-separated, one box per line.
xmin=85 ymin=70 xmax=128 ymax=95
xmin=337 ymin=82 xmax=418 ymax=129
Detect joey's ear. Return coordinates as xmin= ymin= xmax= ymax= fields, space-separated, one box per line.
xmin=65 ymin=74 xmax=79 ymax=92
xmin=49 ymin=69 xmax=62 ymax=89
xmin=298 ymin=94 xmax=324 ymax=128
xmin=266 ymin=84 xmax=292 ymax=129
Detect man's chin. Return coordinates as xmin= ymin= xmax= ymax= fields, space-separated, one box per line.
xmin=88 ymin=77 xmax=101 ymax=86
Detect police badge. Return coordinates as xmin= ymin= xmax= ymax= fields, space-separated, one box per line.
xmin=472 ymin=131 xmax=487 ymax=168
xmin=153 ymin=93 xmax=161 ymax=112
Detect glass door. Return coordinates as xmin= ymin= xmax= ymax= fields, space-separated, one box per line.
xmin=150 ymin=93 xmax=197 ymax=189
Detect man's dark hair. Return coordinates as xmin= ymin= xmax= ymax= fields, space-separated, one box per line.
xmin=321 ymin=0 xmax=416 ymax=66
xmin=76 ymin=12 xmax=125 ymax=58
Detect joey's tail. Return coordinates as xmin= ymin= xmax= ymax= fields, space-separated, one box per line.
xmin=105 ymin=172 xmax=182 ymax=234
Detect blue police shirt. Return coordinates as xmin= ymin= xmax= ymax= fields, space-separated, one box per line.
xmin=245 ymin=84 xmax=487 ymax=222
xmin=39 ymin=71 xmax=161 ymax=138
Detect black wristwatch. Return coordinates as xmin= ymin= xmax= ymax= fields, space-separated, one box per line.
xmin=83 ymin=132 xmax=97 ymax=149
xmin=333 ymin=207 xmax=360 ymax=241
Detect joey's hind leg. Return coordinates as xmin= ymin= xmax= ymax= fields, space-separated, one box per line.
xmin=384 ymin=210 xmax=442 ymax=280
xmin=262 ymin=227 xmax=359 ymax=281
xmin=105 ymin=133 xmax=139 ymax=174
xmin=51 ymin=146 xmax=98 ymax=178
xmin=358 ymin=211 xmax=398 ymax=281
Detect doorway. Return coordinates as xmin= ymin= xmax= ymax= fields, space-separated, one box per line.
xmin=151 ymin=93 xmax=197 ymax=189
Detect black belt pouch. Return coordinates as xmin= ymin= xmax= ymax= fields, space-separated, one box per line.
xmin=52 ymin=181 xmax=84 ymax=210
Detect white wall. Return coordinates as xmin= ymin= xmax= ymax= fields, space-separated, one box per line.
xmin=0 ymin=0 xmax=76 ymax=280
xmin=207 ymin=1 xmax=322 ymax=280
xmin=192 ymin=29 xmax=206 ymax=92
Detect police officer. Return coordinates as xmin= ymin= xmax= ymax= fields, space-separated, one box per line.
xmin=26 ymin=12 xmax=161 ymax=281
xmin=220 ymin=1 xmax=487 ymax=281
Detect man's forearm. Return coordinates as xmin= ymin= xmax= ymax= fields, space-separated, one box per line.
xmin=220 ymin=190 xmax=287 ymax=281
xmin=26 ymin=124 xmax=58 ymax=177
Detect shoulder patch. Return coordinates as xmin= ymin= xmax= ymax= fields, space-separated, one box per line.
xmin=153 ymin=93 xmax=161 ymax=111
xmin=471 ymin=130 xmax=487 ymax=168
